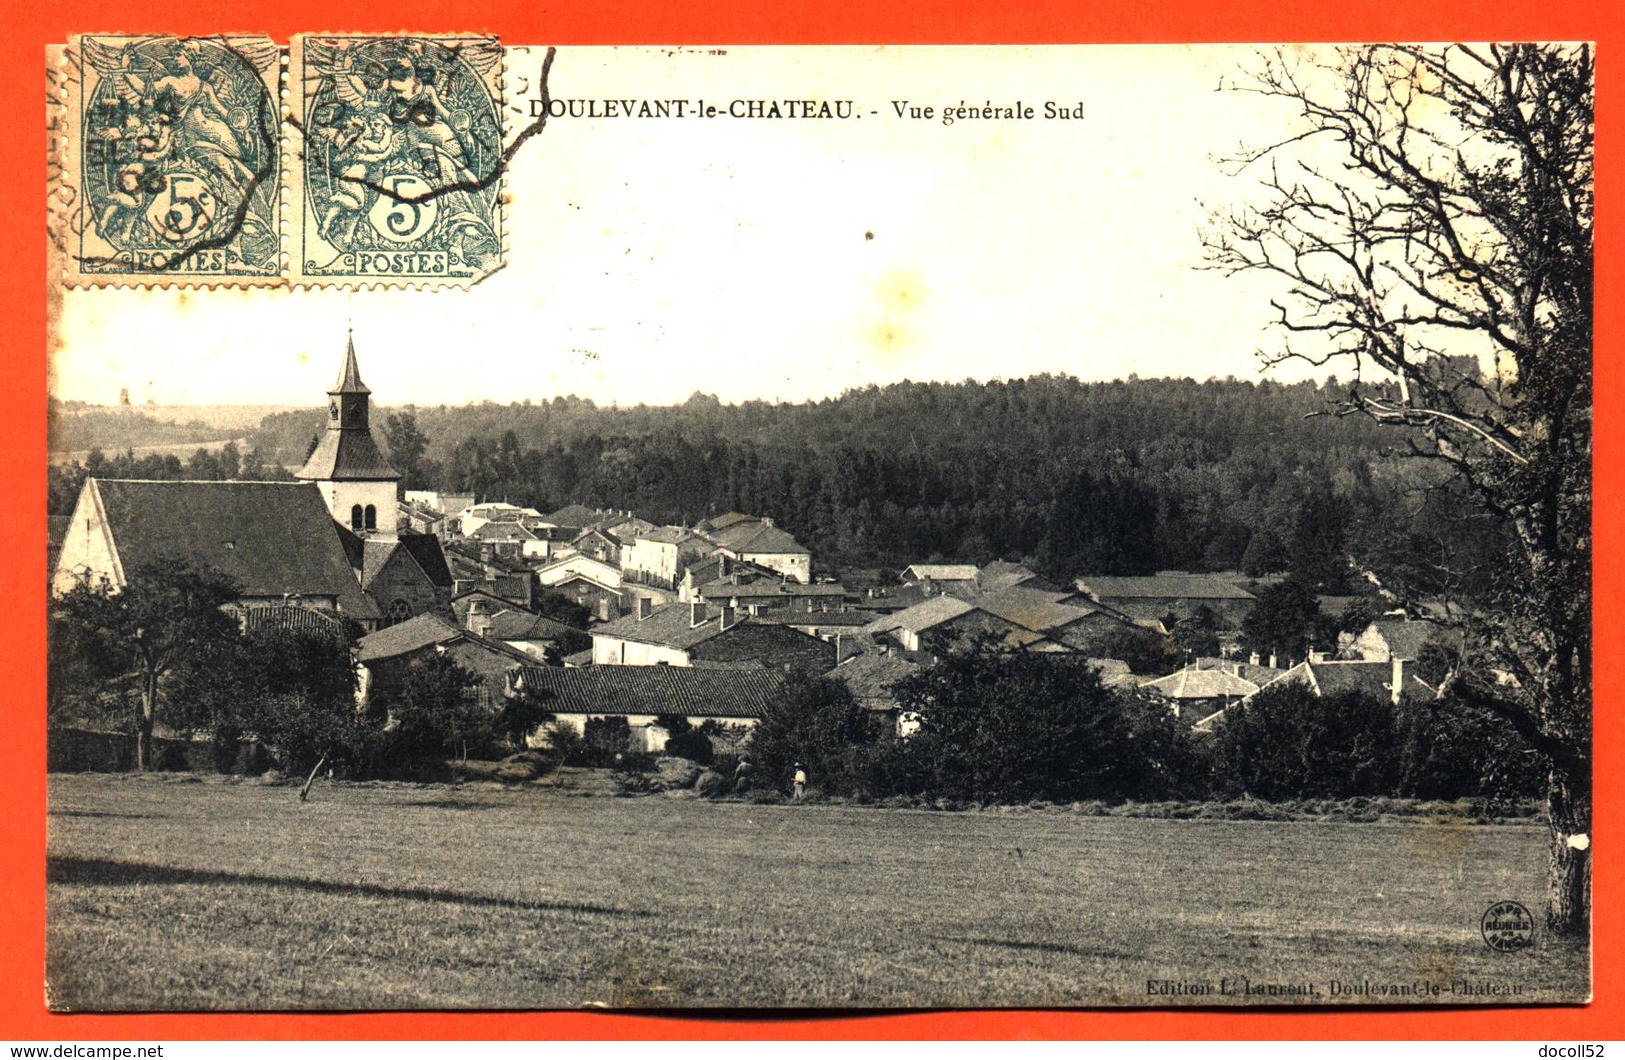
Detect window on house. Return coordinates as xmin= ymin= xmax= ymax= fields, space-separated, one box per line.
xmin=351 ymin=504 xmax=364 ymax=530
xmin=364 ymin=504 xmax=378 ymax=530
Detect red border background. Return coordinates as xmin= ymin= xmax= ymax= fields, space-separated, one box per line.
xmin=6 ymin=0 xmax=1620 ymax=1041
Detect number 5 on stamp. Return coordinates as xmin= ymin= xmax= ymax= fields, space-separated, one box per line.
xmin=289 ymin=35 xmax=506 ymax=287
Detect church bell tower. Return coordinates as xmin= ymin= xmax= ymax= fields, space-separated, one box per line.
xmin=295 ymin=331 xmax=401 ymax=537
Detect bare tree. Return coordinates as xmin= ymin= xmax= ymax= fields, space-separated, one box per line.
xmin=1205 ymin=44 xmax=1592 ymax=934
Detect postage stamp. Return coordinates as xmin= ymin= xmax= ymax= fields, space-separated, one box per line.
xmin=289 ymin=35 xmax=506 ymax=286
xmin=55 ymin=35 xmax=282 ymax=286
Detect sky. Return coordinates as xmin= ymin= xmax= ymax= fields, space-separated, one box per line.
xmin=52 ymin=44 xmax=1334 ymax=409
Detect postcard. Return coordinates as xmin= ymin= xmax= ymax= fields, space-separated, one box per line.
xmin=43 ymin=41 xmax=1593 ymax=1010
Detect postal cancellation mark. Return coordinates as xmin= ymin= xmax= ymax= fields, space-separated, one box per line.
xmin=59 ymin=35 xmax=282 ymax=286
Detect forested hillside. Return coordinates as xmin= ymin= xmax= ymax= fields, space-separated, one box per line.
xmin=239 ymin=374 xmax=1505 ymax=598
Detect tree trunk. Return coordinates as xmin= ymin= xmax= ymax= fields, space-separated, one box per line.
xmin=1547 ymin=764 xmax=1591 ymax=936
xmin=136 ymin=670 xmax=159 ymax=772
xmin=300 ymin=754 xmax=329 ymax=803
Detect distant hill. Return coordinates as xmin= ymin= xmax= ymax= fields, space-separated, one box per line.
xmin=48 ymin=401 xmax=306 ymax=461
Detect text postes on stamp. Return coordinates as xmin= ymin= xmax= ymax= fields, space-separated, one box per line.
xmin=290 ymin=36 xmax=505 ymax=287
xmin=59 ymin=35 xmax=282 ymax=286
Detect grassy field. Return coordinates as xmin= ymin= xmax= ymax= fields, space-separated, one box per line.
xmin=46 ymin=773 xmax=1588 ymax=1011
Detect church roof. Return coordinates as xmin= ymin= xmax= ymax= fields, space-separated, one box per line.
xmin=330 ymin=333 xmax=371 ymax=394
xmin=296 ymin=429 xmax=400 ymax=481
xmin=88 ymin=479 xmax=378 ymax=621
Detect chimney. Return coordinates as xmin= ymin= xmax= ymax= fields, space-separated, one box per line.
xmin=1248 ymin=651 xmax=1260 ymax=666
xmin=597 ymin=597 xmax=611 ymax=623
xmin=1391 ymin=656 xmax=1407 ymax=705
xmin=762 ymin=516 xmax=774 ymax=527
xmin=1268 ymin=652 xmax=1277 ymax=670
xmin=691 ymin=600 xmax=706 ymax=628
xmin=638 ymin=597 xmax=652 ymax=621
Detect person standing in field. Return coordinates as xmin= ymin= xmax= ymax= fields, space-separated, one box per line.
xmin=793 ymin=763 xmax=807 ymax=802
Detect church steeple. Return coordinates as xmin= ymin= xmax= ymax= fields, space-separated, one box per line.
xmin=327 ymin=329 xmax=374 ymax=432
xmin=297 ymin=333 xmax=400 ymax=536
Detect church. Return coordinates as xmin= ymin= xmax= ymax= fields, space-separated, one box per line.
xmin=52 ymin=336 xmax=454 ymax=631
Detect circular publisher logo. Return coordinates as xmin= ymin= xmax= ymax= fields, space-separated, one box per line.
xmin=1481 ymin=901 xmax=1535 ymax=952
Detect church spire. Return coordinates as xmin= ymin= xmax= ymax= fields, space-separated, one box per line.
xmin=296 ymin=332 xmax=398 ymax=486
xmin=331 ymin=327 xmax=371 ymax=395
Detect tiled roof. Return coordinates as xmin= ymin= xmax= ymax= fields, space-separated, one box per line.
xmin=238 ymin=603 xmax=350 ymax=638
xmin=89 ymin=479 xmax=377 ymax=620
xmin=592 ymin=602 xmax=739 ymax=650
xmin=513 ymin=664 xmax=788 ymax=720
xmin=481 ymin=609 xmax=583 ymax=642
xmin=1075 ymin=573 xmax=1257 ymax=601
xmin=295 ymin=428 xmax=401 ymax=482
xmin=356 ymin=612 xmax=463 ymax=663
xmin=639 ymin=525 xmax=703 ymax=546
xmin=903 ymin=564 xmax=980 ymax=582
xmin=330 ymin=334 xmax=370 ymax=393
xmin=864 ymin=595 xmax=975 ymax=635
xmin=976 ymin=560 xmax=1045 ymax=592
xmin=544 ymin=504 xmax=606 ymax=528
xmin=1141 ymin=667 xmax=1261 ymax=700
xmin=825 ymin=651 xmax=925 ymax=708
xmin=468 ymin=521 xmax=541 ymax=541
xmin=751 ymin=610 xmax=873 ymax=627
xmin=972 ymin=585 xmax=1102 ymax=634
xmin=851 ymin=584 xmax=935 ymax=612
xmin=1252 ymin=659 xmax=1436 ymax=703
xmin=698 ymin=511 xmax=758 ymax=532
xmin=1367 ymin=618 xmax=1459 ymax=660
xmin=357 ymin=612 xmax=534 ymax=665
xmin=685 ymin=554 xmax=778 ymax=586
xmin=696 ymin=580 xmax=847 ymax=603
xmin=709 ymin=522 xmax=810 ymax=555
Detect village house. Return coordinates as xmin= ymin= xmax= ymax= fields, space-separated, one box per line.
xmin=536 ymin=551 xmax=624 ymax=591
xmin=973 ymin=559 xmax=1067 ymax=595
xmin=1140 ymin=665 xmax=1262 ymax=723
xmin=1072 ymin=571 xmax=1258 ymax=627
xmin=900 ymin=564 xmax=981 ymax=594
xmin=543 ymin=505 xmax=656 ymax=540
xmin=863 ymin=595 xmax=1061 ymax=655
xmin=622 ymin=525 xmax=713 ymax=589
xmin=568 ymin=525 xmax=623 ymax=566
xmin=455 ymin=502 xmax=544 ymax=540
xmin=508 ymin=664 xmax=785 ymax=754
xmin=355 ymin=612 xmax=536 ymax=711
xmin=398 ymin=499 xmax=447 ymax=539
xmin=405 ymin=490 xmax=475 ymax=530
xmin=464 ymin=518 xmax=552 ymax=561
xmin=590 ymin=600 xmax=837 ymax=670
xmin=701 ymin=516 xmax=812 ymax=584
xmin=445 ymin=544 xmax=542 ymax=611
xmin=682 ymin=555 xmax=851 ymax=615
xmin=968 ymin=583 xmax=1141 ymax=656
xmin=1187 ymin=656 xmax=1444 ymax=733
xmin=461 ymin=600 xmax=586 ymax=661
